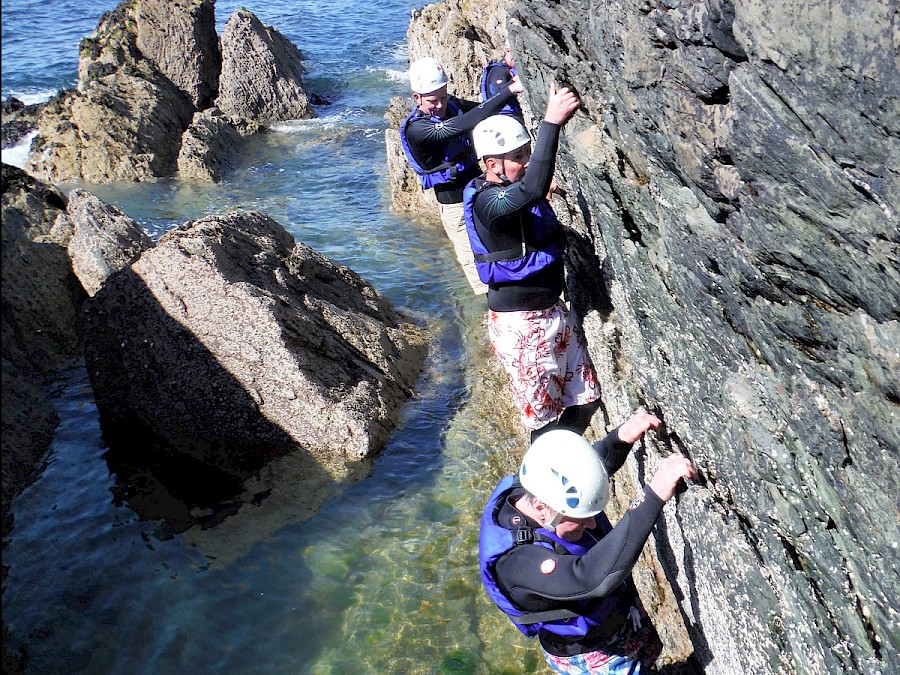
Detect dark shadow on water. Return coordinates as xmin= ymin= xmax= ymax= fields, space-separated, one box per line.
xmin=81 ymin=265 xmax=341 ymax=539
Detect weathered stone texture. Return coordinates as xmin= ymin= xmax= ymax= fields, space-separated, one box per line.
xmin=65 ymin=188 xmax=153 ymax=296
xmin=1 ymin=164 xmax=83 ymax=528
xmin=177 ymin=107 xmax=248 ymax=183
xmin=134 ymin=0 xmax=220 ymax=109
xmin=81 ymin=211 xmax=427 ymax=485
xmin=217 ymin=9 xmax=315 ymax=123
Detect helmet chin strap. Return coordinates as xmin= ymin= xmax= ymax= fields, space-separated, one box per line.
xmin=497 ymin=157 xmax=512 ymax=185
xmin=547 ymin=512 xmax=564 ymax=529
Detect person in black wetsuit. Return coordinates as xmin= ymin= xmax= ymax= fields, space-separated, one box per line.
xmin=399 ymin=56 xmax=524 ymax=294
xmin=479 ymin=410 xmax=697 ymax=674
xmin=464 ymin=86 xmax=600 ymax=440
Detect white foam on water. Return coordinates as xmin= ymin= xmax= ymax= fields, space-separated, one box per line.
xmin=1 ymin=130 xmax=38 ymax=168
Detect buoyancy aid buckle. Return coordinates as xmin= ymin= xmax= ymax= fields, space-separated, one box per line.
xmin=514 ymin=527 xmax=534 ymax=545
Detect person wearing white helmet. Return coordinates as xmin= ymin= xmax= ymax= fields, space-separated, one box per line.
xmin=478 ymin=410 xmax=697 ymax=674
xmin=399 ymin=56 xmax=524 ymax=295
xmin=463 ymin=85 xmax=600 ymax=442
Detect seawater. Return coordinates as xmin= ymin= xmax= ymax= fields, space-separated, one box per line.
xmin=1 ymin=1 xmax=537 ymax=672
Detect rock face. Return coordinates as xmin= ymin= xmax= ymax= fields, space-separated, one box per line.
xmin=81 ymin=211 xmax=427 ymax=485
xmin=0 ymin=164 xmax=84 ymax=530
xmin=133 ymin=0 xmax=220 ymax=110
xmin=21 ymin=1 xmax=313 ymax=184
xmin=177 ymin=107 xmax=250 ymax=182
xmin=26 ymin=2 xmax=196 ymax=183
xmin=65 ymin=188 xmax=154 ymax=296
xmin=396 ymin=1 xmax=899 ymax=673
xmin=217 ymin=9 xmax=315 ymax=123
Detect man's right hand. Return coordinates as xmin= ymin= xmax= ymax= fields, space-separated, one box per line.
xmin=648 ymin=455 xmax=697 ymax=502
xmin=544 ymin=83 xmax=579 ymax=124
xmin=508 ymin=75 xmax=524 ymax=95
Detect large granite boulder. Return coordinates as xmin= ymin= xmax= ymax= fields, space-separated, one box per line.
xmin=217 ymin=9 xmax=315 ymax=123
xmin=65 ymin=188 xmax=154 ymax=296
xmin=399 ymin=1 xmax=899 ymax=673
xmin=81 ymin=211 xmax=427 ymax=486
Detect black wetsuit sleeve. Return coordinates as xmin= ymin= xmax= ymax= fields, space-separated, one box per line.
xmin=594 ymin=425 xmax=635 ymax=477
xmin=471 ymin=121 xmax=561 ymax=229
xmin=403 ymin=85 xmax=517 ymax=148
xmin=493 ymin=488 xmax=666 ymax=610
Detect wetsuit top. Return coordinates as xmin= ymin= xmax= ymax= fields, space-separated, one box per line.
xmin=490 ymin=427 xmax=667 ymax=657
xmin=480 ymin=61 xmax=523 ymax=121
xmin=402 ymin=84 xmax=518 ymax=204
xmin=466 ymin=120 xmax=566 ymax=312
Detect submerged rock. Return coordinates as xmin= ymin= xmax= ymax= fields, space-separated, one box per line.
xmin=217 ymin=9 xmax=316 ymax=123
xmin=82 ymin=211 xmax=427 ymax=487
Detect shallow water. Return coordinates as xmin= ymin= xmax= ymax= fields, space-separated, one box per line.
xmin=2 ymin=1 xmax=539 ymax=672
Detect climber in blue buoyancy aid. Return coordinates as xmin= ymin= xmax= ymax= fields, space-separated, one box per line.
xmin=479 ymin=411 xmax=697 ymax=674
xmin=400 ymin=56 xmax=523 ymax=295
xmin=479 ymin=42 xmax=524 ymax=122
xmin=464 ymin=85 xmax=601 ymax=442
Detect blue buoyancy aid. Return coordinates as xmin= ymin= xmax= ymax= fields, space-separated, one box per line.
xmin=480 ymin=62 xmax=523 ymax=119
xmin=463 ymin=179 xmax=562 ymax=285
xmin=479 ymin=476 xmax=630 ymax=640
xmin=399 ymin=99 xmax=479 ymax=190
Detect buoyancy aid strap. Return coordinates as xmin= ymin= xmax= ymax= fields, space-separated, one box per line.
xmin=471 ymin=213 xmax=530 ymax=263
xmin=512 ymin=607 xmax=582 ymax=625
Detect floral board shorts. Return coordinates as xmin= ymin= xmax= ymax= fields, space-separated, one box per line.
xmin=542 ymin=607 xmax=663 ymax=675
xmin=488 ymin=300 xmax=600 ymax=431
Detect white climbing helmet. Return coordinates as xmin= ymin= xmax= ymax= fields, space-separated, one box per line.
xmin=409 ymin=57 xmax=449 ymax=94
xmin=472 ymin=115 xmax=531 ymax=159
xmin=519 ymin=429 xmax=610 ymax=518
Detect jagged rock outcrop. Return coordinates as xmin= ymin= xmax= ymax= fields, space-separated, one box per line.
xmin=1 ymin=164 xmax=84 ymax=530
xmin=132 ymin=0 xmax=220 ymax=110
xmin=81 ymin=211 xmax=427 ymax=488
xmin=20 ymin=1 xmax=314 ymax=184
xmin=65 ymin=188 xmax=153 ymax=296
xmin=25 ymin=1 xmax=196 ymax=183
xmin=1 ymin=98 xmax=42 ymax=149
xmin=396 ymin=1 xmax=899 ymax=673
xmin=216 ymin=9 xmax=315 ymax=123
xmin=176 ymin=107 xmax=253 ymax=182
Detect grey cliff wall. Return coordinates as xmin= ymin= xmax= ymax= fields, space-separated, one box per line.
xmin=396 ymin=1 xmax=898 ymax=673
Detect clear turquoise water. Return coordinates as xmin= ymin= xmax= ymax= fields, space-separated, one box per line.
xmin=1 ymin=2 xmax=537 ymax=672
